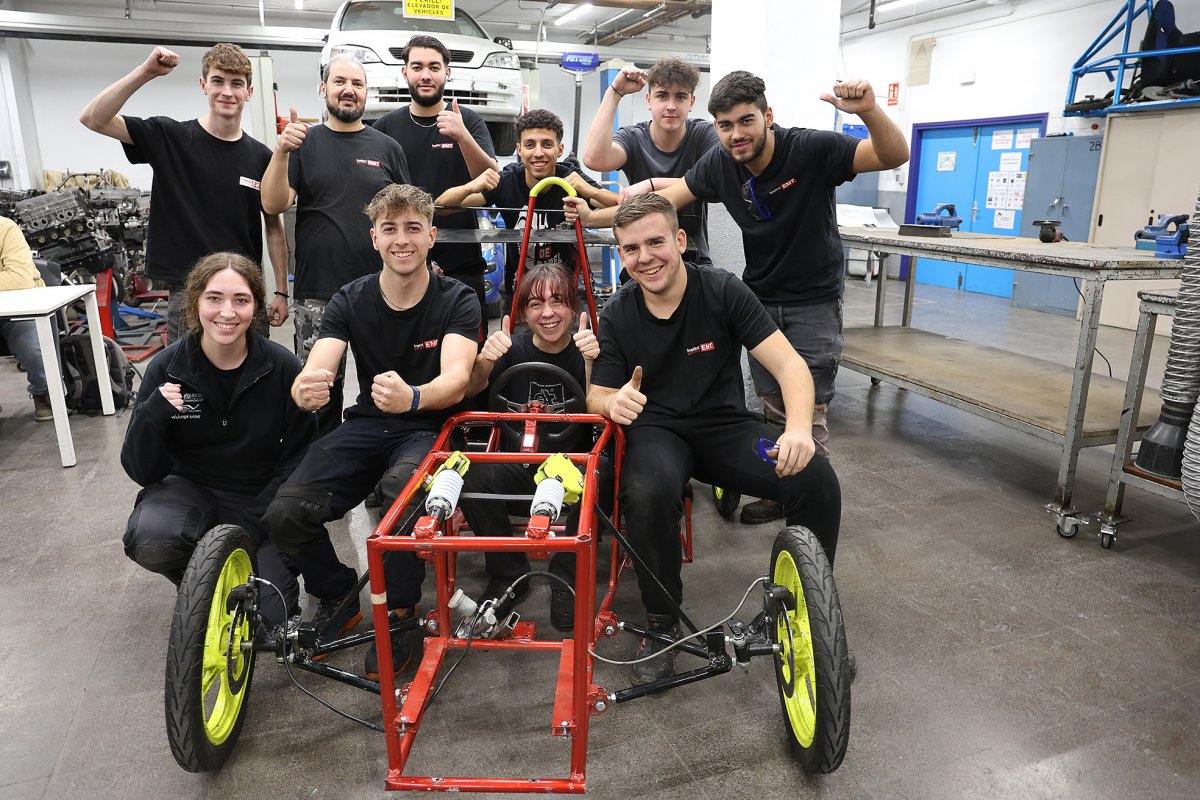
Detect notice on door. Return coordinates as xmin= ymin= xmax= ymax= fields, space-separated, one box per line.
xmin=998 ymin=152 xmax=1023 ymax=172
xmin=994 ymin=209 xmax=1016 ymax=230
xmin=937 ymin=151 xmax=957 ymax=171
xmin=991 ymin=129 xmax=1014 ymax=149
xmin=1015 ymin=128 xmax=1039 ymax=149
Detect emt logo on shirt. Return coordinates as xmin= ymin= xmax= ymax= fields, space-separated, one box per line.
xmin=686 ymin=341 xmax=715 ymax=356
xmin=432 ymin=143 xmax=455 ymax=150
xmin=356 ymin=158 xmax=382 ymax=167
xmin=769 ymin=177 xmax=797 ymax=195
xmin=413 ymin=338 xmax=440 ymax=351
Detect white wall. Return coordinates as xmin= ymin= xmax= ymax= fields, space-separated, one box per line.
xmin=840 ymin=0 xmax=1200 ymax=194
xmin=24 ymin=39 xmax=322 ymax=189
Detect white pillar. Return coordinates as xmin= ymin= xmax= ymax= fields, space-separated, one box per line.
xmin=0 ymin=38 xmax=44 ymax=189
xmin=710 ymin=0 xmax=841 ymax=131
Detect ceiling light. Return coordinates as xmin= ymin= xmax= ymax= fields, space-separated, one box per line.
xmin=601 ymin=8 xmax=636 ymax=27
xmin=555 ymin=3 xmax=595 ymax=26
xmin=874 ymin=0 xmax=918 ymax=13
xmin=643 ymin=3 xmax=666 ymax=18
xmin=294 ymin=0 xmax=303 ymax=9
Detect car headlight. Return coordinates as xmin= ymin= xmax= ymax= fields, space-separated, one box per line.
xmin=483 ymin=51 xmax=520 ymax=70
xmin=329 ymin=45 xmax=381 ymax=64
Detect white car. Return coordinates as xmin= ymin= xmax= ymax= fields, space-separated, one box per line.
xmin=321 ymin=0 xmax=524 ymax=152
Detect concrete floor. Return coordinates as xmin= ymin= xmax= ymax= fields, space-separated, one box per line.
xmin=2 ymin=209 xmax=1200 ymax=798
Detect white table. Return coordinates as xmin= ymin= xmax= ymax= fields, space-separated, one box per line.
xmin=0 ymin=284 xmax=114 ymax=466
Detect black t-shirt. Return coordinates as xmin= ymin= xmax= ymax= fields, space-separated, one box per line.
xmin=489 ymin=329 xmax=589 ymax=452
xmin=287 ymin=124 xmax=411 ymax=300
xmin=483 ymin=162 xmax=602 ymax=271
xmin=373 ymin=106 xmax=496 ymax=274
xmin=207 ymin=357 xmax=245 ymax=417
xmin=319 ymin=271 xmax=481 ymax=426
xmin=592 ymin=264 xmax=777 ymax=428
xmin=685 ymin=124 xmax=859 ymax=306
xmin=613 ymin=118 xmax=719 ymax=265
xmin=122 ymin=117 xmax=270 ymax=284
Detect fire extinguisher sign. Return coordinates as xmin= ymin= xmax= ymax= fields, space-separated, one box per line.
xmin=887 ymin=82 xmax=900 ymax=106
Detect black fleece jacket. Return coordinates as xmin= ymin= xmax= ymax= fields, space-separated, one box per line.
xmin=121 ymin=332 xmax=316 ymax=508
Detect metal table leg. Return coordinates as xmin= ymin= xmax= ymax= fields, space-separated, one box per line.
xmin=1047 ymin=276 xmax=1106 ymax=531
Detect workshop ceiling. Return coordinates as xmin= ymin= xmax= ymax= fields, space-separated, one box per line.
xmin=3 ymin=1 xmax=1026 ymax=53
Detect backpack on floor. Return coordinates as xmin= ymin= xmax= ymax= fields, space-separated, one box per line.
xmin=60 ymin=334 xmax=135 ymax=414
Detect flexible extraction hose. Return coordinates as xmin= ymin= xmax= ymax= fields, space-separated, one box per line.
xmin=1137 ymin=194 xmax=1200 ymax=479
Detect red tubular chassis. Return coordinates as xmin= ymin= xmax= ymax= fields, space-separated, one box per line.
xmin=368 ymin=410 xmax=624 ymax=793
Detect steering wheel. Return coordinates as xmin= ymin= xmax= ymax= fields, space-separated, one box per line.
xmin=487 ymin=361 xmax=587 ymax=445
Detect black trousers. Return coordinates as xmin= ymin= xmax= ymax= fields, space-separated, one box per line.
xmin=620 ymin=415 xmax=841 ymax=617
xmin=123 ymin=475 xmax=299 ymax=626
xmin=264 ymin=416 xmax=435 ymax=610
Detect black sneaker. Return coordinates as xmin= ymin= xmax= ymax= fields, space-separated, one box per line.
xmin=311 ymin=592 xmax=363 ymax=644
xmin=364 ymin=606 xmax=423 ymax=679
xmin=739 ymin=498 xmax=784 ymax=525
xmin=254 ymin=614 xmax=301 ymax=654
xmin=550 ymin=583 xmax=575 ymax=631
xmin=630 ymin=614 xmax=679 ymax=685
xmin=480 ymin=575 xmax=530 ymax=608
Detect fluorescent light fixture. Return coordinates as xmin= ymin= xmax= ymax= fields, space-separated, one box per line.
xmin=601 ymin=8 xmax=636 ymax=27
xmin=555 ymin=3 xmax=594 ymax=26
xmin=643 ymin=2 xmax=666 ymax=18
xmin=875 ymin=0 xmax=917 ymax=13
xmin=294 ymin=0 xmax=303 ymax=9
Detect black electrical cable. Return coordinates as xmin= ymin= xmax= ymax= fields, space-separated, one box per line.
xmin=252 ymin=577 xmax=384 ymax=733
xmin=1073 ymin=278 xmax=1114 ymax=377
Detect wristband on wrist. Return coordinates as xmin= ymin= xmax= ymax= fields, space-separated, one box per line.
xmin=274 ymin=291 xmax=289 ymax=298
xmin=409 ymin=384 xmax=421 ymax=412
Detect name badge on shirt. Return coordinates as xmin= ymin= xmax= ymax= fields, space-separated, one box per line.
xmin=239 ymin=176 xmax=261 ymax=190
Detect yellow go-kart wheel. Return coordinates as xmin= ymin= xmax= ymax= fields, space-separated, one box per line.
xmin=711 ymin=485 xmax=741 ymax=519
xmin=769 ymin=525 xmax=851 ymax=774
xmin=165 ymin=525 xmax=258 ymax=772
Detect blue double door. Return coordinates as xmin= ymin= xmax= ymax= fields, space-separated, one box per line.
xmin=911 ymin=117 xmax=1045 ymax=297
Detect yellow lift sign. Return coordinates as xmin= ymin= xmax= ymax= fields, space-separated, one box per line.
xmin=404 ymin=0 xmax=455 ymax=20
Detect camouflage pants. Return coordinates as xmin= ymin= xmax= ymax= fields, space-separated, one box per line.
xmin=294 ymin=298 xmax=347 ymax=436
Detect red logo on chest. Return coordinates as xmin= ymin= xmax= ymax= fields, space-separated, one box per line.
xmin=686 ymin=341 xmax=715 ymax=356
xmin=413 ymin=338 xmax=440 ymax=351
xmin=356 ymin=158 xmax=381 ymax=167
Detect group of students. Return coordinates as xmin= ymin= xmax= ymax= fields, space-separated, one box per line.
xmin=82 ymin=36 xmax=907 ymax=685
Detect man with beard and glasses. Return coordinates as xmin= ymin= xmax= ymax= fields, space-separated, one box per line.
xmin=566 ymin=70 xmax=908 ymax=524
xmin=262 ymin=54 xmax=410 ymax=436
xmin=80 ymin=43 xmax=290 ymax=343
xmin=373 ymin=35 xmax=498 ymax=322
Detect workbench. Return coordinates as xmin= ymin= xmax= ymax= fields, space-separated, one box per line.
xmin=837 ymin=227 xmax=1181 ymax=534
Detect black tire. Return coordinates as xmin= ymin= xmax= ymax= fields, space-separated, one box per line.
xmin=711 ymin=485 xmax=741 ymax=518
xmin=489 ymin=121 xmax=518 ymax=156
xmin=165 ymin=524 xmax=258 ymax=772
xmin=486 ymin=299 xmax=503 ymax=320
xmin=769 ymin=525 xmax=850 ymax=774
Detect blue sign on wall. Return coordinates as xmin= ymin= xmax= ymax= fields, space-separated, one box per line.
xmin=561 ymin=52 xmax=600 ymax=72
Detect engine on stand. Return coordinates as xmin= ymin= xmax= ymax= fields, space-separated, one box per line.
xmin=4 ymin=182 xmax=159 ymax=359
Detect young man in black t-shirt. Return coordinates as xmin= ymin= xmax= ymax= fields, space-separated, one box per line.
xmin=589 ymin=194 xmax=842 ymax=685
xmin=457 ymin=263 xmax=599 ymax=631
xmin=263 ymin=184 xmax=480 ymax=680
xmin=261 ymin=54 xmax=411 ymax=436
xmin=567 ymin=70 xmax=908 ymax=524
xmin=583 ymin=57 xmax=719 ymax=266
xmin=80 ymin=43 xmax=290 ymax=342
xmin=373 ymin=35 xmax=498 ymax=320
xmin=437 ymin=109 xmax=617 ymax=299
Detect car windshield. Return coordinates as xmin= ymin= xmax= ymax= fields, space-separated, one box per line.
xmin=339 ymin=2 xmax=488 ymax=39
